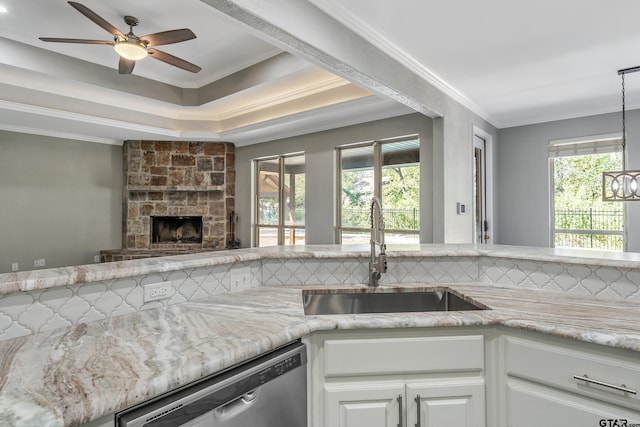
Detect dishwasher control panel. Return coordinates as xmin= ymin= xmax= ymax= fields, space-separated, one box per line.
xmin=257 ymin=353 xmax=302 ymax=385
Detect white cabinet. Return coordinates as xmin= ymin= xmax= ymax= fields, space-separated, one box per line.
xmin=324 ymin=380 xmax=485 ymax=427
xmin=308 ymin=326 xmax=640 ymax=427
xmin=407 ymin=380 xmax=485 ymax=427
xmin=308 ymin=329 xmax=487 ymax=427
xmin=324 ymin=382 xmax=405 ymax=427
xmin=501 ymin=332 xmax=640 ymax=426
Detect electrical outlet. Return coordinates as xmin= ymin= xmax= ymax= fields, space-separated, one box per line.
xmin=34 ymin=258 xmax=45 ymax=267
xmin=229 ymin=266 xmax=252 ymax=291
xmin=11 ymin=263 xmax=18 ymax=272
xmin=94 ymin=255 xmax=100 ymax=263
xmin=143 ymin=282 xmax=174 ymax=303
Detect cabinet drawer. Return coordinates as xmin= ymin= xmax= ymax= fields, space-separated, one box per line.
xmin=507 ymin=379 xmax=640 ymax=426
xmin=324 ymin=335 xmax=484 ymax=377
xmin=505 ymin=336 xmax=640 ymax=410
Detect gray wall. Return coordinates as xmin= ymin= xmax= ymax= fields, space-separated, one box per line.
xmin=496 ymin=110 xmax=640 ymax=251
xmin=236 ymin=113 xmax=433 ymax=246
xmin=0 ymin=131 xmax=122 ymax=273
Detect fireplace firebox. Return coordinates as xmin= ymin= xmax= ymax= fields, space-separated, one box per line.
xmin=152 ymin=216 xmax=203 ymax=245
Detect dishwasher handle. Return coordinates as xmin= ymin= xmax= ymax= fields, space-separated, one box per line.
xmin=213 ymin=389 xmax=259 ymax=421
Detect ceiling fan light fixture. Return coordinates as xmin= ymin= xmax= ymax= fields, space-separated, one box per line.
xmin=114 ymin=40 xmax=147 ymax=61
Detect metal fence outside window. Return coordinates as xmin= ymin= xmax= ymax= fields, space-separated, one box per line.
xmin=341 ymin=208 xmax=420 ymax=231
xmin=554 ymin=208 xmax=624 ymax=251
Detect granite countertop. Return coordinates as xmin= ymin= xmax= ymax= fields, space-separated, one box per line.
xmin=1 ymin=282 xmax=639 ymax=427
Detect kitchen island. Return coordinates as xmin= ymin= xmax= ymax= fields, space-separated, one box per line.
xmin=0 ymin=244 xmax=639 ymax=426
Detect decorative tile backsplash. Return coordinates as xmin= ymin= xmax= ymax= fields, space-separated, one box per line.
xmin=262 ymin=258 xmax=369 ymax=285
xmin=479 ymin=257 xmax=640 ymax=301
xmin=0 ymin=261 xmax=260 ymax=341
xmin=0 ymin=254 xmax=638 ymax=342
xmin=384 ymin=256 xmax=479 ymax=284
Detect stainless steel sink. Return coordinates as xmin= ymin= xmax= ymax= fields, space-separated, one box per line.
xmin=302 ymin=289 xmax=487 ymax=315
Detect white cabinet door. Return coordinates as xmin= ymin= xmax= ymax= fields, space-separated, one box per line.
xmin=324 ymin=383 xmax=405 ymax=427
xmin=406 ymin=379 xmax=486 ymax=427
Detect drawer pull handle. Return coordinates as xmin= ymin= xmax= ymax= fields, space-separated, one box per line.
xmin=573 ymin=374 xmax=637 ymax=395
xmin=415 ymin=394 xmax=421 ymax=427
xmin=397 ymin=394 xmax=403 ymax=427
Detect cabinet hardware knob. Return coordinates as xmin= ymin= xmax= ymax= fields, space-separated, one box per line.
xmin=573 ymin=374 xmax=637 ymax=394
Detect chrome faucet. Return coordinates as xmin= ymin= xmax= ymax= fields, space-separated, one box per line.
xmin=369 ymin=197 xmax=387 ymax=287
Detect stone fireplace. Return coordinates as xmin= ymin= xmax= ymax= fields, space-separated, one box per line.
xmin=101 ymin=141 xmax=235 ymax=262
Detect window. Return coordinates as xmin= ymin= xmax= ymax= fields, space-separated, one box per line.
xmin=337 ymin=137 xmax=420 ymax=244
xmin=254 ymin=153 xmax=305 ymax=247
xmin=549 ymin=135 xmax=624 ymax=251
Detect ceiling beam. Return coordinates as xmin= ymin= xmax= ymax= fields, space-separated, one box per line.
xmin=199 ymin=0 xmax=443 ymax=118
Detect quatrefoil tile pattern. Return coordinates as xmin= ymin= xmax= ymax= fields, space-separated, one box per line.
xmin=262 ymin=258 xmax=369 ymax=285
xmin=261 ymin=256 xmax=479 ymax=285
xmin=383 ymin=257 xmax=479 ymax=284
xmin=0 ymin=261 xmax=260 ymax=342
xmin=479 ymin=257 xmax=640 ymax=301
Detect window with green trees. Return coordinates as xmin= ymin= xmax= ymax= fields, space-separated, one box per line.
xmin=338 ymin=137 xmax=420 ymax=244
xmin=550 ymin=136 xmax=624 ymax=251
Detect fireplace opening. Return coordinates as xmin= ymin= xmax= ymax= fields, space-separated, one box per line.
xmin=152 ymin=216 xmax=203 ymax=244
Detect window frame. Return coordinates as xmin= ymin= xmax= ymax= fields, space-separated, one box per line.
xmin=548 ymin=133 xmax=626 ymax=251
xmin=253 ymin=152 xmax=305 ymax=247
xmin=336 ymin=136 xmax=420 ymax=244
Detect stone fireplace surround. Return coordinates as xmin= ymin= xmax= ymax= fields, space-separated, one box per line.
xmin=101 ymin=141 xmax=235 ymax=262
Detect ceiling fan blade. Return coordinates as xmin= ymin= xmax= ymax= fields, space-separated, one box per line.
xmin=141 ymin=29 xmax=196 ymax=46
xmin=67 ymin=1 xmax=125 ymax=39
xmin=119 ymin=58 xmax=136 ymax=75
xmin=148 ymin=48 xmax=201 ymax=73
xmin=39 ymin=37 xmax=114 ymax=45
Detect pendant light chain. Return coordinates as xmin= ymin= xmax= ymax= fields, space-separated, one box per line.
xmin=622 ymin=71 xmax=627 ymax=168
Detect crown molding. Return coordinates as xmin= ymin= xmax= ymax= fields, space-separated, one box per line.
xmin=216 ymin=76 xmax=355 ymax=120
xmin=0 ymin=123 xmax=121 ymax=145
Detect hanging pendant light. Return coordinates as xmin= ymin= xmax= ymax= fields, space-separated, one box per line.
xmin=603 ymin=66 xmax=640 ymax=201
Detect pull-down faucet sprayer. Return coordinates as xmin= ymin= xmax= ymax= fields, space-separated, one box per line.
xmin=369 ymin=197 xmax=387 ymax=287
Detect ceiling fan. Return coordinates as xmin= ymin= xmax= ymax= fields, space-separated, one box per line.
xmin=39 ymin=1 xmax=201 ymax=75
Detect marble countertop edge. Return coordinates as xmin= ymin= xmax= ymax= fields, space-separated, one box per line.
xmin=4 ymin=244 xmax=640 ymax=295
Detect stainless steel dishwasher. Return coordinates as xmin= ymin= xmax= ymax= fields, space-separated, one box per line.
xmin=116 ymin=341 xmax=307 ymax=427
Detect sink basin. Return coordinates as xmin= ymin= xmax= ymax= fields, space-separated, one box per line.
xmin=302 ymin=288 xmax=487 ymax=315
